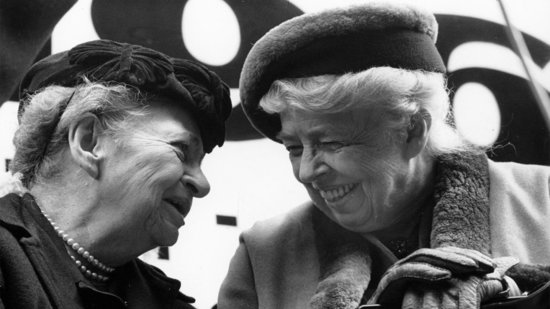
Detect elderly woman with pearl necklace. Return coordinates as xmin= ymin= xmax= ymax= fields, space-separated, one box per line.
xmin=0 ymin=39 xmax=231 ymax=309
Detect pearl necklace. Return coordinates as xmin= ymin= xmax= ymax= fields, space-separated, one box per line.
xmin=39 ymin=210 xmax=115 ymax=282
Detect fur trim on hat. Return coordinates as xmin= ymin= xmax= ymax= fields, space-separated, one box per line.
xmin=241 ymin=2 xmax=438 ymax=90
xmin=244 ymin=1 xmax=437 ymax=68
xmin=309 ymin=152 xmax=491 ymax=308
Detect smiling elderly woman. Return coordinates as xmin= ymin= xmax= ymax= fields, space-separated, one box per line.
xmin=218 ymin=3 xmax=550 ymax=309
xmin=0 ymin=40 xmax=231 ymax=308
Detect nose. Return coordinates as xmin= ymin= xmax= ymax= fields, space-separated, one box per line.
xmin=298 ymin=148 xmax=328 ymax=183
xmin=181 ymin=166 xmax=211 ymax=198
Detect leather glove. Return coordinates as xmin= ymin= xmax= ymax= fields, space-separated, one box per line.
xmin=367 ymin=246 xmax=519 ymax=309
xmin=505 ymin=262 xmax=550 ymax=293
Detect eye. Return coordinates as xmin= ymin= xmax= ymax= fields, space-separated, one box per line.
xmin=285 ymin=145 xmax=303 ymax=157
xmin=319 ymin=141 xmax=345 ymax=151
xmin=170 ymin=142 xmax=188 ymax=162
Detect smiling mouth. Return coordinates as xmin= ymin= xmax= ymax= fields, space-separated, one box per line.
xmin=164 ymin=198 xmax=189 ymax=220
xmin=317 ymin=184 xmax=357 ymax=203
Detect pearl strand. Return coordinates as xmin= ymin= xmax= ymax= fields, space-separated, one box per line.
xmin=69 ymin=254 xmax=111 ymax=282
xmin=39 ymin=210 xmax=115 ymax=282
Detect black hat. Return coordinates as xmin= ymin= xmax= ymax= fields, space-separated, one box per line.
xmin=240 ymin=2 xmax=445 ymax=142
xmin=19 ymin=39 xmax=232 ymax=153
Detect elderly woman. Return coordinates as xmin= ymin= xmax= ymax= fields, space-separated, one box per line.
xmin=0 ymin=39 xmax=231 ymax=308
xmin=218 ymin=3 xmax=550 ymax=309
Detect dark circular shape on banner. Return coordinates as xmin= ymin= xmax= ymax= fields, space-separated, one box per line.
xmin=448 ymin=68 xmax=550 ymax=165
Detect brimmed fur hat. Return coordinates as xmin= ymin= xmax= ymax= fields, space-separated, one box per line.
xmin=240 ymin=2 xmax=445 ymax=141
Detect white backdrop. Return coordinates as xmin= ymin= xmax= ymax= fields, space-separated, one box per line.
xmin=1 ymin=1 xmax=549 ymax=308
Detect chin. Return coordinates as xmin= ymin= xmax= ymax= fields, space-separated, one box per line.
xmin=155 ymin=231 xmax=179 ymax=247
xmin=330 ymin=211 xmax=372 ymax=233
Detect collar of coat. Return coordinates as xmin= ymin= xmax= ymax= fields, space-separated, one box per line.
xmin=309 ymin=152 xmax=490 ymax=309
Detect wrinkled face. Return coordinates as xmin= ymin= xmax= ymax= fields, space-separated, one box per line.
xmin=279 ymin=108 xmax=413 ymax=233
xmin=100 ymin=97 xmax=210 ymax=250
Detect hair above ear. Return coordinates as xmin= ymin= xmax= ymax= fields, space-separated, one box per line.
xmin=68 ymin=112 xmax=103 ymax=179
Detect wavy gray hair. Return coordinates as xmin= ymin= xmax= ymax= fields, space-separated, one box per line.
xmin=12 ymin=80 xmax=149 ymax=187
xmin=259 ymin=67 xmax=482 ymax=156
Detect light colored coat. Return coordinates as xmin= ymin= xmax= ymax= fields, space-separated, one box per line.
xmin=488 ymin=160 xmax=550 ymax=264
xmin=218 ymin=160 xmax=550 ymax=309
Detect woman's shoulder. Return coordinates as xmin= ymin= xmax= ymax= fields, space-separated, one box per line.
xmin=488 ymin=159 xmax=550 ymax=263
xmin=488 ymin=159 xmax=550 ymax=213
xmin=241 ymin=202 xmax=316 ymax=246
xmin=488 ymin=159 xmax=550 ymax=189
xmin=0 ymin=193 xmax=33 ymax=234
xmin=130 ymin=259 xmax=197 ymax=305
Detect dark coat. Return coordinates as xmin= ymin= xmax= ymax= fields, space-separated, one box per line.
xmin=0 ymin=193 xmax=196 ymax=309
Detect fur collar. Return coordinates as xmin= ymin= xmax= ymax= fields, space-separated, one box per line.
xmin=309 ymin=152 xmax=490 ymax=309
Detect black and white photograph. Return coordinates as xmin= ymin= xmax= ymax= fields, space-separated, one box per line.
xmin=0 ymin=0 xmax=549 ymax=308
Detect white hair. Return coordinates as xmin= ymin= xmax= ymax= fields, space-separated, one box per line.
xmin=12 ymin=80 xmax=150 ymax=187
xmin=0 ymin=172 xmax=28 ymax=198
xmin=259 ymin=67 xmax=483 ymax=156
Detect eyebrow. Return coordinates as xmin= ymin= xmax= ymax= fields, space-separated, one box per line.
xmin=167 ymin=131 xmax=201 ymax=145
xmin=276 ymin=132 xmax=294 ymax=141
xmin=168 ymin=132 xmax=205 ymax=158
xmin=277 ymin=127 xmax=337 ymax=142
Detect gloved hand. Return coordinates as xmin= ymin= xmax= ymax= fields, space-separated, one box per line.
xmin=367 ymin=246 xmax=519 ymax=309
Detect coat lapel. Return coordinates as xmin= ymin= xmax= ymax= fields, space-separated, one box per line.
xmin=431 ymin=152 xmax=491 ymax=254
xmin=310 ymin=208 xmax=372 ymax=309
xmin=0 ymin=193 xmax=88 ymax=308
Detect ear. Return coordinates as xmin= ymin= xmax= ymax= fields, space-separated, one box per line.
xmin=404 ymin=112 xmax=431 ymax=159
xmin=68 ymin=113 xmax=103 ymax=179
